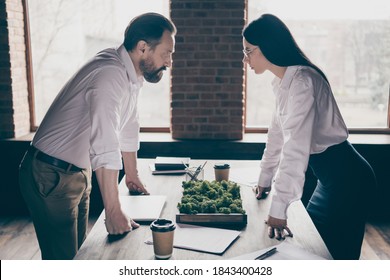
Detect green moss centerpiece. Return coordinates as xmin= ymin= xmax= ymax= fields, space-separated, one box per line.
xmin=176 ymin=180 xmax=247 ymax=229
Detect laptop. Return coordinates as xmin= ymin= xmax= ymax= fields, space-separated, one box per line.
xmin=119 ymin=195 xmax=166 ymax=222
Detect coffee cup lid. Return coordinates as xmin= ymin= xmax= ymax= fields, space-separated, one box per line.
xmin=214 ymin=163 xmax=230 ymax=169
xmin=150 ymin=219 xmax=176 ymax=232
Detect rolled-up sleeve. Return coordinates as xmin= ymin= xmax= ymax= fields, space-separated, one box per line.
xmin=87 ymin=67 xmax=126 ymax=171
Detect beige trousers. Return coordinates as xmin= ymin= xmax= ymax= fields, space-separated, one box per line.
xmin=19 ymin=149 xmax=92 ymax=260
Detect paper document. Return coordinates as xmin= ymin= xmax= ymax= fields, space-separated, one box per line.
xmin=230 ymin=241 xmax=327 ymax=260
xmin=145 ymin=223 xmax=241 ymax=255
xmin=230 ymin=166 xmax=260 ymax=187
xmin=119 ymin=195 xmax=166 ymax=222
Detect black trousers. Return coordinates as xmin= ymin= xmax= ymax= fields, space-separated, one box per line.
xmin=306 ymin=140 xmax=376 ymax=260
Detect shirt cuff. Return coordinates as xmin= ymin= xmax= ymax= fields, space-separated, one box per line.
xmin=258 ymin=170 xmax=274 ymax=188
xmin=90 ymin=150 xmax=122 ymax=171
xmin=269 ymin=199 xmax=289 ymax=220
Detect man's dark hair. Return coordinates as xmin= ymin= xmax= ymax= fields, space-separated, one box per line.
xmin=124 ymin=13 xmax=176 ymax=51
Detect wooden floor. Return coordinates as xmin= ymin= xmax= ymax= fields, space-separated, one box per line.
xmin=0 ymin=216 xmax=389 ymax=260
xmin=0 ymin=216 xmax=98 ymax=260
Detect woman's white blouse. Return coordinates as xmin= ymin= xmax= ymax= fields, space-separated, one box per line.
xmin=258 ymin=66 xmax=348 ymax=220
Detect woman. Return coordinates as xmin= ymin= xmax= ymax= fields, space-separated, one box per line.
xmin=242 ymin=14 xmax=376 ymax=260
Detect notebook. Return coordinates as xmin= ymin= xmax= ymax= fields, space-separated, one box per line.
xmin=119 ymin=195 xmax=166 ymax=222
xmin=154 ymin=156 xmax=190 ymax=171
xmin=149 ymin=164 xmax=187 ymax=175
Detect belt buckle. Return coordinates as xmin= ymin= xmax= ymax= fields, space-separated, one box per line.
xmin=66 ymin=164 xmax=73 ymax=172
xmin=67 ymin=163 xmax=82 ymax=172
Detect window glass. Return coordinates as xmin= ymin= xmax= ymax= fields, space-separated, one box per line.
xmin=246 ymin=0 xmax=390 ymax=128
xmin=28 ymin=0 xmax=170 ymax=127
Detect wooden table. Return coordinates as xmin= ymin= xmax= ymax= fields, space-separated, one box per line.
xmin=74 ymin=159 xmax=332 ymax=260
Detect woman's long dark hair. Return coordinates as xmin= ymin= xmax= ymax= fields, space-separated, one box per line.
xmin=243 ymin=14 xmax=329 ymax=83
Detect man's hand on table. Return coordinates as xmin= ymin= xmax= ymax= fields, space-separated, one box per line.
xmin=104 ymin=206 xmax=140 ymax=235
xmin=126 ymin=175 xmax=150 ymax=195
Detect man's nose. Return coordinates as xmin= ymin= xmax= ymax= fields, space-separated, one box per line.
xmin=165 ymin=58 xmax=172 ymax=68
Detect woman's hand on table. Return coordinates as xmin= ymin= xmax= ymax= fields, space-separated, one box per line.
xmin=265 ymin=216 xmax=293 ymax=240
xmin=254 ymin=185 xmax=271 ymax=199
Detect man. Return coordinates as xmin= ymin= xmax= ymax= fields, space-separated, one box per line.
xmin=19 ymin=13 xmax=176 ymax=260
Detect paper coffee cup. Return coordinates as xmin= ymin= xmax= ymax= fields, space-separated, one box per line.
xmin=150 ymin=219 xmax=176 ymax=259
xmin=214 ymin=163 xmax=230 ymax=182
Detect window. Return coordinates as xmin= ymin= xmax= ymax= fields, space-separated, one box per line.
xmin=246 ymin=0 xmax=390 ymax=131
xmin=27 ymin=0 xmax=170 ymax=129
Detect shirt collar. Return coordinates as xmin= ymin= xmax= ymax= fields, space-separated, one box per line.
xmin=117 ymin=44 xmax=143 ymax=87
xmin=272 ymin=66 xmax=299 ymax=91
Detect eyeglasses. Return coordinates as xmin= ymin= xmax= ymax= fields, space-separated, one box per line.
xmin=243 ymin=47 xmax=258 ymax=58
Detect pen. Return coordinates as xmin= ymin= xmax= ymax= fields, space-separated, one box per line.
xmin=186 ymin=169 xmax=197 ymax=181
xmin=183 ymin=161 xmax=196 ymax=180
xmin=255 ymin=247 xmax=277 ymax=260
xmin=193 ymin=161 xmax=207 ymax=180
xmin=185 ymin=164 xmax=200 ymax=181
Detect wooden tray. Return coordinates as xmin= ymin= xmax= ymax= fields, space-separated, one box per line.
xmin=176 ymin=213 xmax=247 ymax=229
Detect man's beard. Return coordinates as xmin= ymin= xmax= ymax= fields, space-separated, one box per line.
xmin=140 ymin=57 xmax=166 ymax=83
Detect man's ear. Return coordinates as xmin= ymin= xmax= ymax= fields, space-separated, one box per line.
xmin=136 ymin=40 xmax=148 ymax=55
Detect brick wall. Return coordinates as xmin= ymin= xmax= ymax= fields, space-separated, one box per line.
xmin=1 ymin=0 xmax=247 ymax=140
xmin=0 ymin=0 xmax=30 ymax=139
xmin=170 ymin=0 xmax=246 ymax=140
